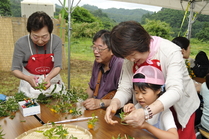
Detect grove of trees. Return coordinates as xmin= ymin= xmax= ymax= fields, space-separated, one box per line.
xmin=1 ymin=1 xmax=209 ymax=41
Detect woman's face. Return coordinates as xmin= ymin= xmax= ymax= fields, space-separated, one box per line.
xmin=30 ymin=26 xmax=50 ymax=46
xmin=125 ymin=51 xmax=150 ymax=65
xmin=182 ymin=45 xmax=191 ymax=59
xmin=134 ymin=85 xmax=160 ymax=108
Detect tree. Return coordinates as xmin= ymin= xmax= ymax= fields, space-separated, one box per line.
xmin=143 ymin=19 xmax=173 ymax=39
xmin=0 ymin=0 xmax=12 ymax=16
xmin=90 ymin=9 xmax=116 ymax=30
xmin=10 ymin=0 xmax=21 ymax=17
xmin=196 ymin=23 xmax=209 ymax=42
xmin=60 ymin=6 xmax=103 ymax=38
xmin=71 ymin=6 xmax=97 ymax=23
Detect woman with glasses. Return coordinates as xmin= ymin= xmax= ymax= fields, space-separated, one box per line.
xmin=11 ymin=11 xmax=65 ymax=98
xmin=82 ymin=30 xmax=123 ymax=110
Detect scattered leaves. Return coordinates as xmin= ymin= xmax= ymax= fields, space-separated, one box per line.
xmin=185 ymin=59 xmax=196 ymax=79
xmin=35 ymin=81 xmax=47 ymax=92
xmin=119 ymin=110 xmax=128 ymax=125
xmin=36 ymin=123 xmax=69 ymax=139
xmin=0 ymin=125 xmax=5 ymax=139
xmin=112 ymin=134 xmax=135 ymax=139
xmin=87 ymin=113 xmax=98 ymax=130
xmin=0 ymin=92 xmax=27 ymax=118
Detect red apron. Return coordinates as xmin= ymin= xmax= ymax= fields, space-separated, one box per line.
xmin=25 ymin=43 xmax=54 ymax=75
xmin=25 ymin=53 xmax=54 ymax=75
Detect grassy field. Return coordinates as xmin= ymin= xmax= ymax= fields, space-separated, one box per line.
xmin=0 ymin=37 xmax=208 ymax=96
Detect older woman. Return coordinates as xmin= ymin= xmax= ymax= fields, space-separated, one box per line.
xmin=11 ymin=11 xmax=65 ymax=98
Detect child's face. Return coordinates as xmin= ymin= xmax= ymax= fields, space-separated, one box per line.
xmin=134 ymin=85 xmax=160 ymax=108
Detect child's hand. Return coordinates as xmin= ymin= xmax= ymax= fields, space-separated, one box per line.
xmin=140 ymin=121 xmax=149 ymax=129
xmin=123 ymin=103 xmax=135 ymax=113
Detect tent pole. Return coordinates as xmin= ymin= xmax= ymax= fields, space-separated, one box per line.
xmin=186 ymin=1 xmax=194 ymax=39
xmin=68 ymin=0 xmax=71 ymax=89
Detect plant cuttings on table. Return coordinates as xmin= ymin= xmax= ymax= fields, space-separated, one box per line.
xmin=119 ymin=110 xmax=129 ymax=125
xmin=112 ymin=134 xmax=135 ymax=139
xmin=48 ymin=86 xmax=88 ymax=116
xmin=36 ymin=122 xmax=75 ymax=139
xmin=34 ymin=81 xmax=47 ymax=92
xmin=0 ymin=125 xmax=5 ymax=139
xmin=0 ymin=92 xmax=27 ymax=119
xmin=87 ymin=113 xmax=98 ymax=130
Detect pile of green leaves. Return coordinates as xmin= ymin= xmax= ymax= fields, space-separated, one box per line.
xmin=0 ymin=86 xmax=88 ymax=118
xmin=34 ymin=81 xmax=47 ymax=92
xmin=0 ymin=125 xmax=5 ymax=139
xmin=119 ymin=110 xmax=129 ymax=125
xmin=36 ymin=122 xmax=78 ymax=139
xmin=0 ymin=92 xmax=27 ymax=119
xmin=112 ymin=134 xmax=135 ymax=139
xmin=36 ymin=86 xmax=88 ymax=116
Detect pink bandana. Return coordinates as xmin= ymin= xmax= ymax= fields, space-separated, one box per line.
xmin=133 ymin=36 xmax=162 ymax=73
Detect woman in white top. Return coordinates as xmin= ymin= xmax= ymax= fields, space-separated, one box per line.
xmin=104 ymin=21 xmax=200 ymax=139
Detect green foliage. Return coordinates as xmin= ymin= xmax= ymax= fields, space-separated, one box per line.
xmin=36 ymin=86 xmax=87 ymax=115
xmin=195 ymin=23 xmax=209 ymax=42
xmin=103 ymin=8 xmax=152 ymax=23
xmin=10 ymin=0 xmax=21 ymax=17
xmin=0 ymin=92 xmax=27 ymax=119
xmin=83 ymin=4 xmax=152 ymax=23
xmin=143 ymin=19 xmax=173 ymax=39
xmin=0 ymin=0 xmax=12 ymax=16
xmin=0 ymin=125 xmax=5 ymax=139
xmin=141 ymin=8 xmax=209 ymax=40
xmin=71 ymin=22 xmax=102 ymax=38
xmin=71 ymin=6 xmax=97 ymax=23
xmin=37 ymin=124 xmax=69 ymax=139
xmin=112 ymin=134 xmax=135 ymax=139
xmin=90 ymin=9 xmax=116 ymax=30
xmin=87 ymin=113 xmax=98 ymax=129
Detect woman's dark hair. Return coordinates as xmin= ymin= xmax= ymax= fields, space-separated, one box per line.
xmin=110 ymin=21 xmax=152 ymax=58
xmin=172 ymin=36 xmax=190 ymax=50
xmin=133 ymin=73 xmax=164 ymax=97
xmin=93 ymin=30 xmax=111 ymax=49
xmin=27 ymin=11 xmax=53 ymax=34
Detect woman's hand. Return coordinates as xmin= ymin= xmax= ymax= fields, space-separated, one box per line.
xmin=123 ymin=103 xmax=135 ymax=113
xmin=24 ymin=75 xmax=37 ymax=89
xmin=12 ymin=70 xmax=38 ymax=89
xmin=43 ymin=77 xmax=51 ymax=89
xmin=104 ymin=98 xmax=120 ymax=125
xmin=124 ymin=108 xmax=145 ymax=128
xmin=83 ymin=98 xmax=100 ymax=110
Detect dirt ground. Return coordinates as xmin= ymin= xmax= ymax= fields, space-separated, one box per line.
xmin=0 ymin=59 xmax=93 ymax=96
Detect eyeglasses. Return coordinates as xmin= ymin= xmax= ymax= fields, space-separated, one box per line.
xmin=91 ymin=45 xmax=108 ymax=53
xmin=31 ymin=34 xmax=49 ymax=41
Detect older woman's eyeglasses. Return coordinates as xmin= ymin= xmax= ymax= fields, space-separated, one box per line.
xmin=31 ymin=34 xmax=49 ymax=41
xmin=91 ymin=45 xmax=108 ymax=52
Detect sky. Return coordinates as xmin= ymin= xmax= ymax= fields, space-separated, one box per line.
xmin=50 ymin=0 xmax=162 ymax=12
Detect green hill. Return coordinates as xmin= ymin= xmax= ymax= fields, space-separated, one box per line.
xmin=82 ymin=4 xmax=153 ymax=23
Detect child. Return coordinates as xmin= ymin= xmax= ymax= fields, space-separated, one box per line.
xmin=198 ymin=73 xmax=209 ymax=139
xmin=123 ymin=65 xmax=178 ymax=139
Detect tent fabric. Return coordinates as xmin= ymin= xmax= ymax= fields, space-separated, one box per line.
xmin=111 ymin=0 xmax=209 ymax=15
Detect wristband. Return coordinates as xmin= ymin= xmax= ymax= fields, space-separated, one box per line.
xmin=144 ymin=106 xmax=153 ymax=120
